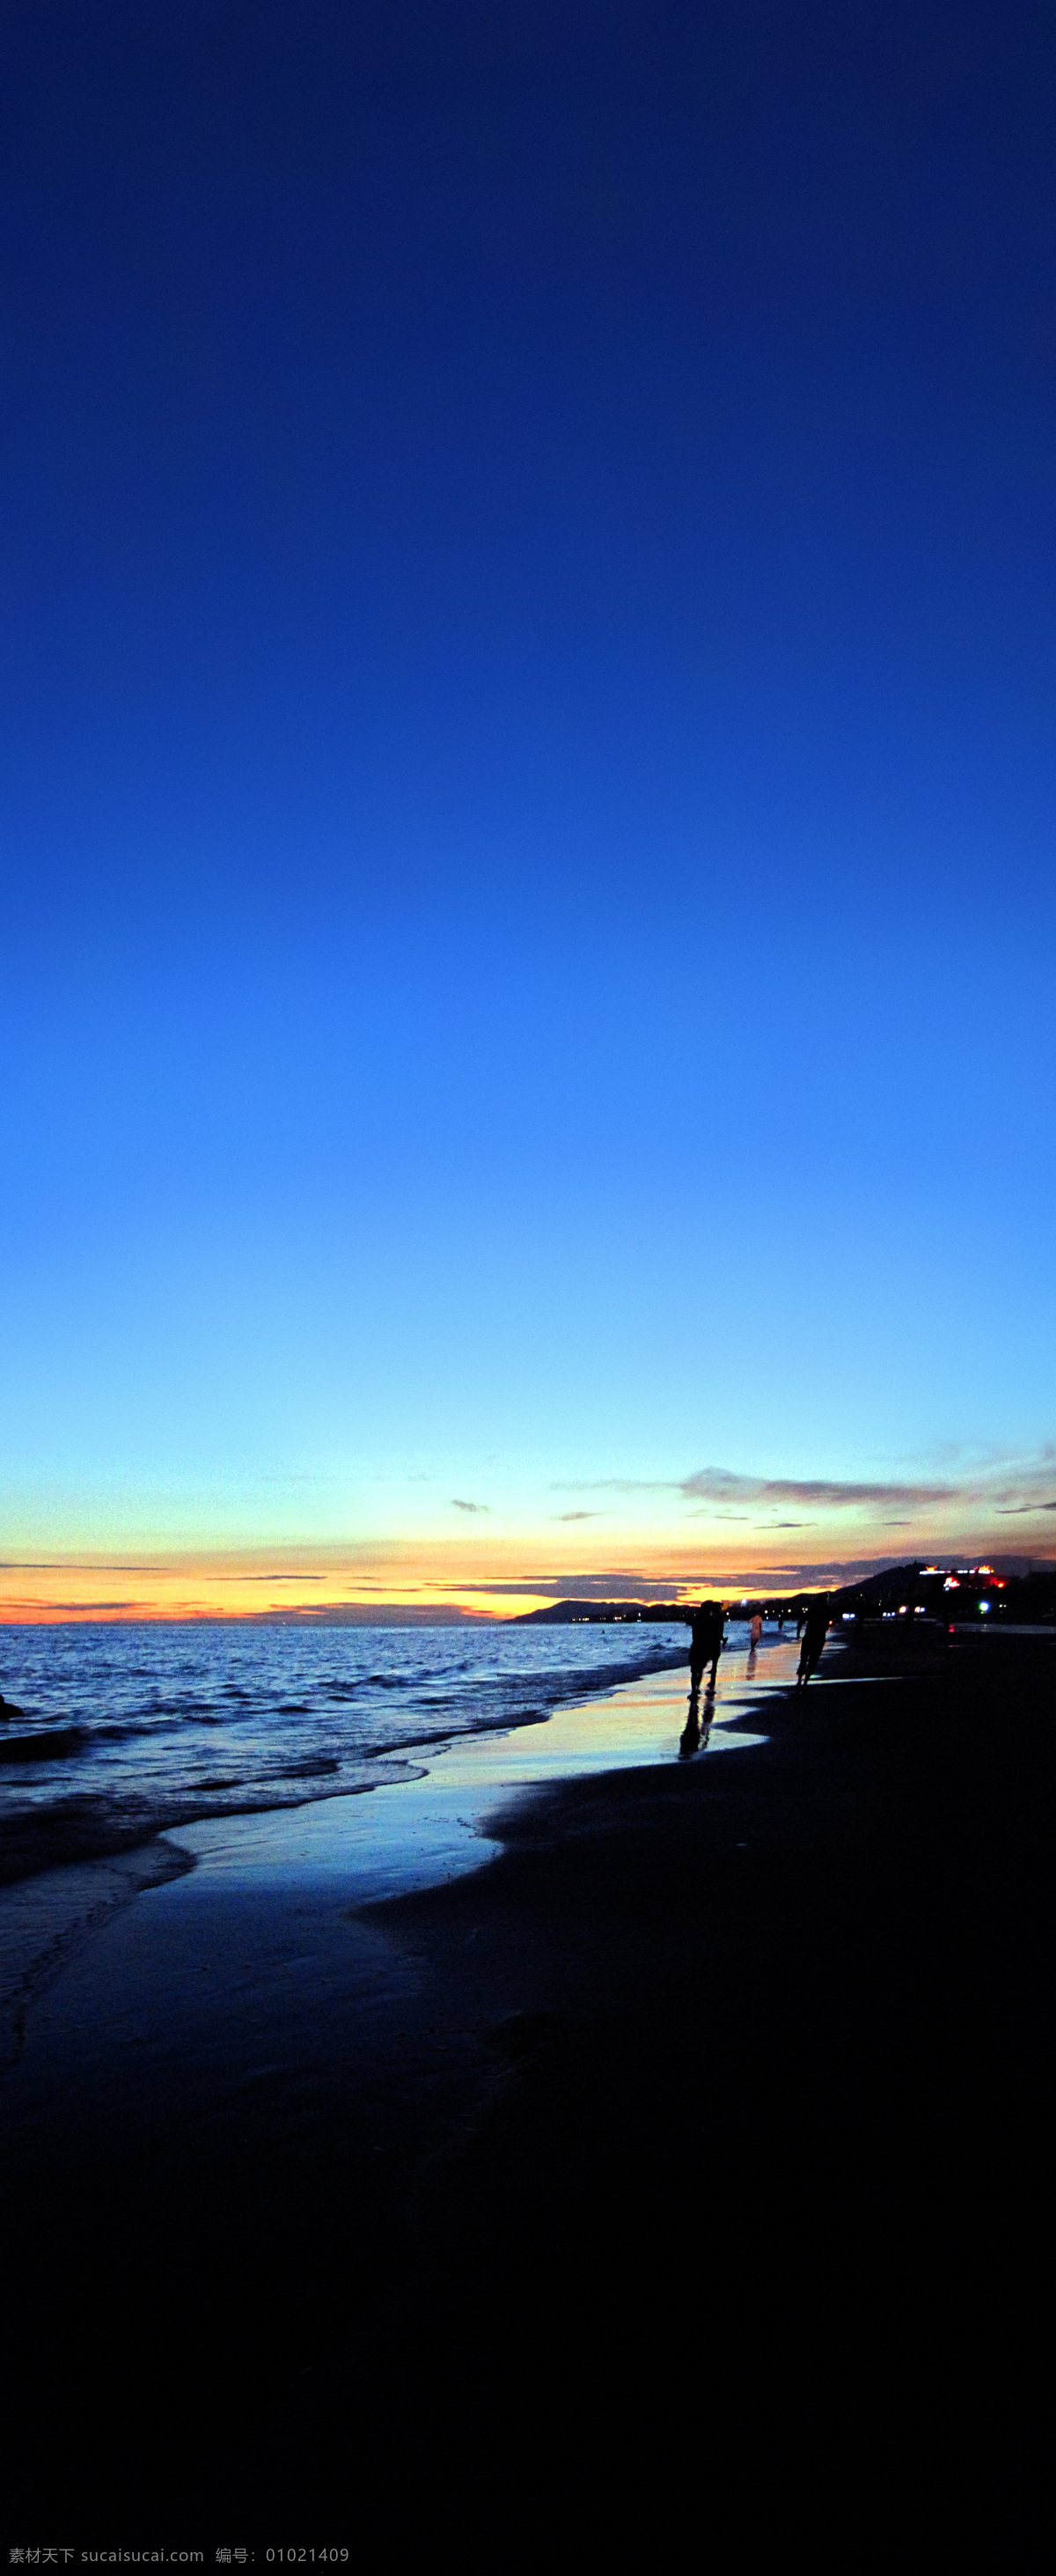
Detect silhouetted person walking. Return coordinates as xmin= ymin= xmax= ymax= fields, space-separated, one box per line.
xmin=796 ymin=1594 xmax=830 ymax=1688
xmin=688 ymin=1607 xmax=709 ymax=1695
xmin=688 ymin=1601 xmax=724 ymax=1699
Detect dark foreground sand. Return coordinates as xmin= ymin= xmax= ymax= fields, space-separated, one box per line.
xmin=4 ymin=1625 xmax=1052 ymax=2552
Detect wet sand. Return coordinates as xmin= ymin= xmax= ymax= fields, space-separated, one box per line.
xmin=4 ymin=1623 xmax=1052 ymax=2549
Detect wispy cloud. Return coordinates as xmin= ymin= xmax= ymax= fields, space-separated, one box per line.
xmin=458 ymin=1549 xmax=1005 ymax=1599
xmin=451 ymin=1497 xmax=489 ymax=1514
xmin=260 ymin=1602 xmax=485 ymax=1625
xmin=680 ymin=1468 xmax=958 ymax=1508
xmin=4 ymin=1598 xmax=141 ymax=1613
xmin=460 ymin=1571 xmax=693 ymax=1601
xmin=552 ymin=1454 xmax=1056 ymax=1520
xmin=0 ymin=1561 xmax=159 ymax=1572
xmin=554 ymin=1510 xmax=601 ymax=1522
xmin=551 ymin=1469 xmax=960 ymax=1508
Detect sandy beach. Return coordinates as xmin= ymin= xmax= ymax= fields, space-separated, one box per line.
xmin=4 ymin=1621 xmax=1051 ymax=2548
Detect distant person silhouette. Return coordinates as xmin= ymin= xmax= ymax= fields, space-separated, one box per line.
xmin=749 ymin=1613 xmax=764 ymax=1651
xmin=796 ymin=1594 xmax=830 ymax=1688
xmin=688 ymin=1601 xmax=723 ymax=1693
xmin=688 ymin=1607 xmax=708 ymax=1695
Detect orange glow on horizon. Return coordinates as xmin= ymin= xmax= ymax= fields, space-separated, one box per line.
xmin=3 ymin=1523 xmax=1037 ymax=1625
xmin=0 ymin=1563 xmax=524 ymax=1624
xmin=0 ymin=1538 xmax=807 ymax=1624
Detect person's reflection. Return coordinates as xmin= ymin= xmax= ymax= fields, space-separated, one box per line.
xmin=678 ymin=1675 xmax=717 ymax=1759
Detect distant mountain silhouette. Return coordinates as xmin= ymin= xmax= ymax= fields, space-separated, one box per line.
xmin=515 ymin=1563 xmax=1055 ymax=1627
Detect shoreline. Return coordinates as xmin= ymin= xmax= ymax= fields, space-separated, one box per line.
xmin=0 ymin=1626 xmax=691 ymax=1890
xmin=0 ymin=1627 xmax=780 ymax=2057
xmin=4 ymin=1620 xmax=1052 ymax=2537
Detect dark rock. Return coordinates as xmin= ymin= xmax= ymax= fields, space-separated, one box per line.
xmin=0 ymin=1725 xmax=86 ymax=1763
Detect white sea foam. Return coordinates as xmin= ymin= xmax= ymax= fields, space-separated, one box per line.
xmin=0 ymin=1619 xmax=689 ymax=1882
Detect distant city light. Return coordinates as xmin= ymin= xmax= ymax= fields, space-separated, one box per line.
xmin=943 ymin=1577 xmax=960 ymax=1591
xmin=979 ymin=1600 xmax=991 ymax=1614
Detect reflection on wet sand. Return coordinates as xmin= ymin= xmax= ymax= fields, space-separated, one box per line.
xmin=678 ymin=1677 xmax=717 ymax=1761
xmin=162 ymin=1631 xmax=792 ymax=1903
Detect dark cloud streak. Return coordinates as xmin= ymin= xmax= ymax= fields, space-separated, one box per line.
xmin=553 ymin=1457 xmax=1056 ymax=1516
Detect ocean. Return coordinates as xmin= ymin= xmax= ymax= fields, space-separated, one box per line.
xmin=0 ymin=1617 xmax=689 ymax=1885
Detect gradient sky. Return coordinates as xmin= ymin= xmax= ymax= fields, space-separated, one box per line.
xmin=3 ymin=1 xmax=1054 ymax=1619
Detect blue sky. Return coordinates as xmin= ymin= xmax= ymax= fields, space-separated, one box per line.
xmin=2 ymin=1 xmax=1053 ymax=1611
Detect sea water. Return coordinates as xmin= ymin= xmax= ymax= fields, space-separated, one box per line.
xmin=0 ymin=1618 xmax=691 ymax=1883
